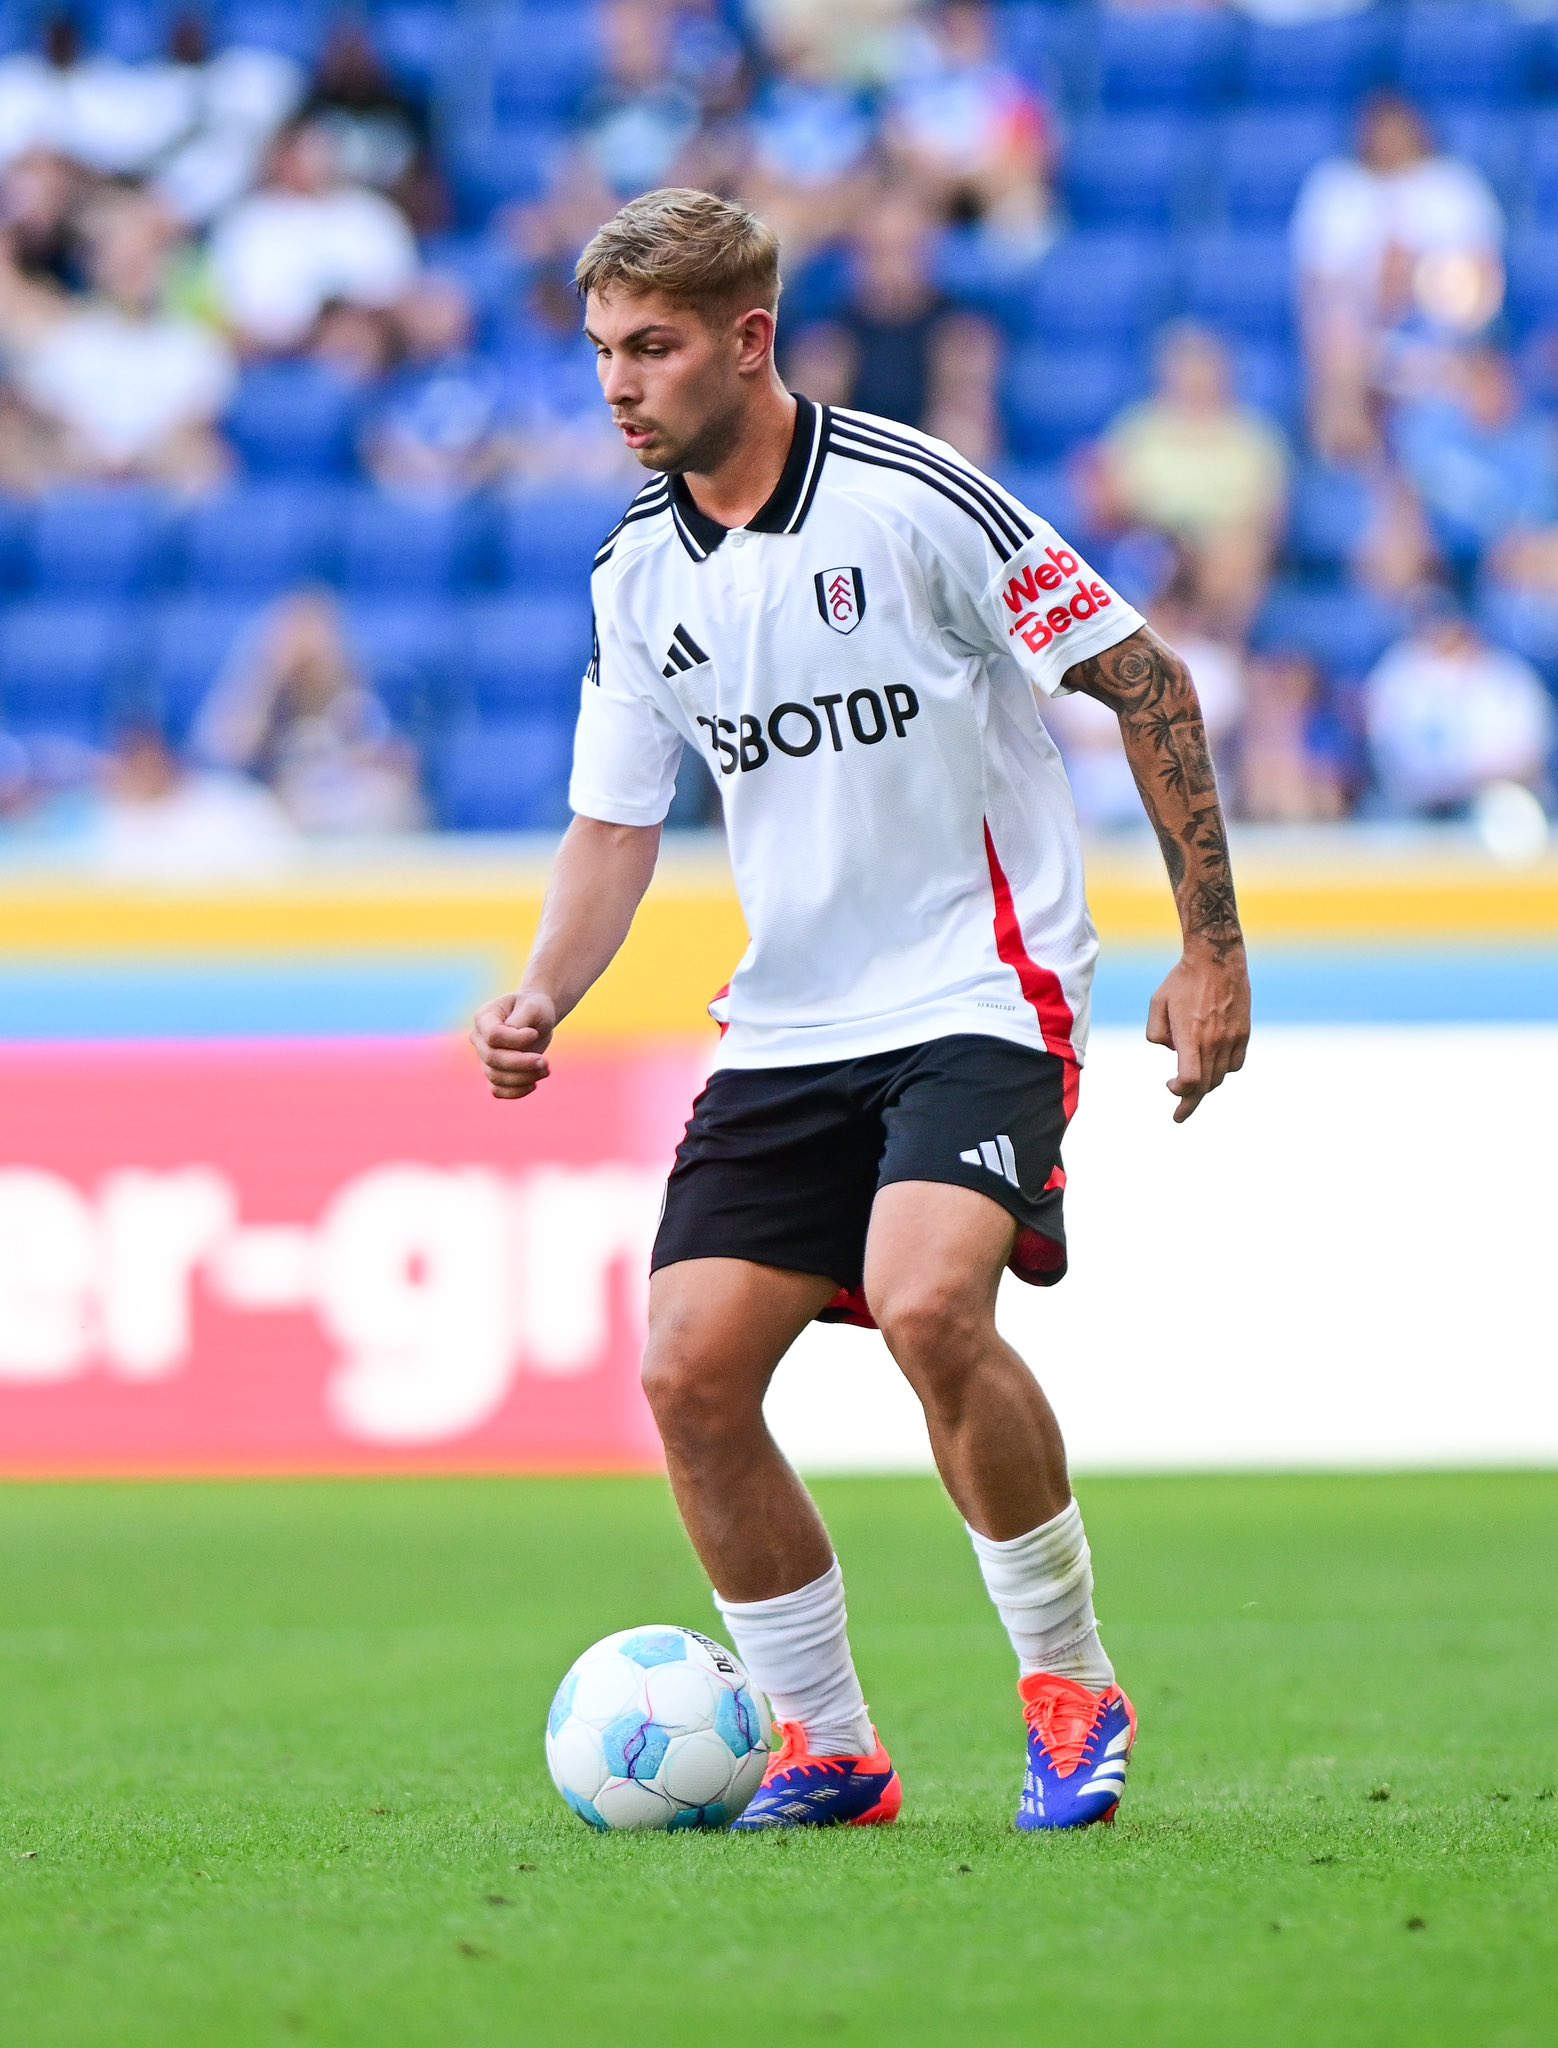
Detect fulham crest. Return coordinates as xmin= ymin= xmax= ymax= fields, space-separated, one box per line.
xmin=815 ymin=566 xmax=866 ymax=635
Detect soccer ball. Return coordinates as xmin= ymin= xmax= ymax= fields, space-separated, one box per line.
xmin=546 ymin=1625 xmax=770 ymax=1831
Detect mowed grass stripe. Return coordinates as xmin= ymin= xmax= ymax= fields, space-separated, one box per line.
xmin=0 ymin=1473 xmax=1553 ymax=2048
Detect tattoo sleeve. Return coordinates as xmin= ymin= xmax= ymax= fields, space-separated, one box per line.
xmin=1063 ymin=626 xmax=1245 ymax=961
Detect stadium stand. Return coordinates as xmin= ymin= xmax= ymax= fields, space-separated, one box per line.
xmin=0 ymin=0 xmax=1553 ymax=836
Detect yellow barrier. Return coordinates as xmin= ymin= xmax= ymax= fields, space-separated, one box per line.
xmin=2 ymin=838 xmax=1554 ymax=1041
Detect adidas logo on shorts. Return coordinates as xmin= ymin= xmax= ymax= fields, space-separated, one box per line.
xmin=960 ymin=1135 xmax=1020 ymax=1188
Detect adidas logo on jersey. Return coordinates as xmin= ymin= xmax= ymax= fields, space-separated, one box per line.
xmin=960 ymin=1135 xmax=1021 ymax=1188
xmin=661 ymin=624 xmax=709 ymax=677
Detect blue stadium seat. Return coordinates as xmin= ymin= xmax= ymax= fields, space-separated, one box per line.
xmin=374 ymin=3 xmax=449 ymax=99
xmin=26 ymin=487 xmax=173 ymax=596
xmin=1218 ymin=110 xmax=1343 ymax=229
xmin=225 ymin=363 xmax=364 ymax=481
xmin=0 ymin=601 xmax=140 ymax=739
xmin=0 ymin=492 xmax=30 ymax=592
xmin=1230 ymin=342 xmax=1303 ymax=437
xmin=1003 ymin=345 xmax=1147 ymax=462
xmin=466 ymin=596 xmax=593 ymax=713
xmin=1504 ymin=230 xmax=1558 ymax=339
xmin=182 ymin=484 xmax=343 ymax=595
xmin=443 ymin=124 xmax=565 ymax=231
xmin=1478 ymin=587 xmax=1558 ymax=689
xmin=1096 ymin=7 xmax=1240 ymax=112
xmin=934 ymin=231 xmax=1045 ymax=333
xmin=1285 ymin=464 xmax=1375 ymax=576
xmin=341 ymin=492 xmax=480 ymax=595
xmin=1252 ymin=584 xmax=1405 ymax=684
xmin=1398 ymin=4 xmax=1535 ymax=110
xmin=1183 ymin=232 xmax=1295 ymax=342
xmin=344 ymin=598 xmax=459 ymax=730
xmin=1062 ymin=117 xmax=1210 ymax=231
xmin=92 ymin=1 xmax=173 ymax=63
xmin=996 ymin=465 xmax=1091 ymax=551
xmin=207 ymin=1 xmax=329 ymax=67
xmin=1522 ymin=113 xmax=1558 ymax=226
xmin=991 ymin=4 xmax=1076 ymax=105
xmin=146 ymin=598 xmax=256 ymax=743
xmin=1433 ymin=105 xmax=1526 ymax=211
xmin=1026 ymin=234 xmax=1176 ymax=347
xmin=497 ymin=488 xmax=634 ymax=590
xmin=434 ymin=712 xmax=574 ymax=832
xmin=479 ymin=4 xmax=602 ymax=123
xmin=1239 ymin=12 xmax=1391 ymax=107
xmin=420 ymin=231 xmax=527 ymax=346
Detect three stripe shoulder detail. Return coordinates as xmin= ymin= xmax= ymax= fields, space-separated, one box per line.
xmin=594 ymin=478 xmax=672 ymax=567
xmin=827 ymin=411 xmax=1033 ymax=562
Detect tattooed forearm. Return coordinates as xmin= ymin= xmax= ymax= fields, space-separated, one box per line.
xmin=1065 ymin=627 xmax=1245 ymax=962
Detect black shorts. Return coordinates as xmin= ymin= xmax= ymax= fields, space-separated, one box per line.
xmin=651 ymin=1033 xmax=1075 ymax=1325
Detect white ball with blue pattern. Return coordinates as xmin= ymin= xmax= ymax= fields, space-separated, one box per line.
xmin=546 ymin=1624 xmax=771 ymax=1831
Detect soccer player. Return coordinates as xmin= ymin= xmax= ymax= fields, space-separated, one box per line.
xmin=472 ymin=190 xmax=1251 ymax=1831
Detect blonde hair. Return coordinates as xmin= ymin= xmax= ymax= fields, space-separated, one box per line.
xmin=575 ymin=188 xmax=781 ymax=320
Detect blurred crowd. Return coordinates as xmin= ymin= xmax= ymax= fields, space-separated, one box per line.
xmin=0 ymin=0 xmax=1556 ymax=862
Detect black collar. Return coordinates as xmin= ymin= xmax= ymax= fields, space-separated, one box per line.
xmin=668 ymin=394 xmax=828 ymax=562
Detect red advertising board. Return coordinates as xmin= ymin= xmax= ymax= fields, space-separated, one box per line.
xmin=0 ymin=1041 xmax=710 ymax=1475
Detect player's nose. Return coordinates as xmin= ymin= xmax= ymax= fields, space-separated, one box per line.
xmin=600 ymin=357 xmax=640 ymax=407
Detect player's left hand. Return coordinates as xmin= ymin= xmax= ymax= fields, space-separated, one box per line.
xmin=1146 ymin=941 xmax=1251 ymax=1123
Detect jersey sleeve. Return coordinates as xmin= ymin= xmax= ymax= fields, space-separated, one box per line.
xmin=567 ymin=583 xmax=686 ymax=827
xmin=929 ymin=496 xmax=1146 ymax=698
xmin=977 ymin=521 xmax=1145 ymax=697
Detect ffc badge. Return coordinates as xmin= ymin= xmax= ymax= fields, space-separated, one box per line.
xmin=814 ymin=566 xmax=866 ymax=635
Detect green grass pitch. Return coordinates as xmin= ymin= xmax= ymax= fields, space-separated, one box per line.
xmin=1 ymin=1471 xmax=1553 ymax=2047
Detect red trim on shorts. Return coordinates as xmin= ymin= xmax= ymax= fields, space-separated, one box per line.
xmin=820 ymin=1284 xmax=876 ymax=1328
xmin=1011 ymin=1225 xmax=1068 ymax=1285
xmin=983 ymin=821 xmax=1080 ymax=1119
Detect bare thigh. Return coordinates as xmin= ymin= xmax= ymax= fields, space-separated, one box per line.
xmin=644 ymin=1258 xmax=839 ymax=1423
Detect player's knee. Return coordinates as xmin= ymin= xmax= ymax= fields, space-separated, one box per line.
xmin=871 ymin=1275 xmax=988 ymax=1395
xmin=640 ymin=1321 xmax=750 ymax=1448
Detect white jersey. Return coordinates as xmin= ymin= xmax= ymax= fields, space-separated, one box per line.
xmin=569 ymin=397 xmax=1145 ymax=1074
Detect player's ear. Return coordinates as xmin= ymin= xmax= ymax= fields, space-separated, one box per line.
xmin=731 ymin=306 xmax=776 ymax=377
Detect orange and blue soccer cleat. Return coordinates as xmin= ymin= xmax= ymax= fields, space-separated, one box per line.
xmin=1015 ymin=1672 xmax=1137 ymax=1830
xmin=730 ymin=1721 xmax=902 ymax=1830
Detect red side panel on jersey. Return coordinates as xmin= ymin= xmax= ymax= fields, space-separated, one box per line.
xmin=707 ymin=982 xmax=731 ymax=1038
xmin=983 ymin=821 xmax=1081 ymax=1119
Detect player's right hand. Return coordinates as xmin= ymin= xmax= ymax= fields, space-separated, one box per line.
xmin=470 ymin=990 xmax=557 ymax=1100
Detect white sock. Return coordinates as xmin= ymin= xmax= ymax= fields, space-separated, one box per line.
xmin=967 ymin=1498 xmax=1115 ymax=1688
xmin=714 ymin=1557 xmax=875 ymax=1757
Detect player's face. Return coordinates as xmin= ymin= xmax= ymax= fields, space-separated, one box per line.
xmin=585 ymin=288 xmax=749 ymax=475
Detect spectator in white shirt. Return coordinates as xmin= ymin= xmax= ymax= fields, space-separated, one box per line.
xmin=92 ymin=726 xmax=299 ymax=882
xmin=3 ymin=188 xmax=234 ymax=486
xmin=207 ymin=117 xmax=418 ymax=352
xmin=1364 ymin=609 xmax=1554 ymax=816
xmin=1293 ymin=94 xmax=1504 ymax=458
xmin=883 ymin=0 xmax=1055 ymax=246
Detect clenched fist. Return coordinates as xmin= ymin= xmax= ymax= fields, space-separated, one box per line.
xmin=470 ymin=990 xmax=557 ymax=1100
